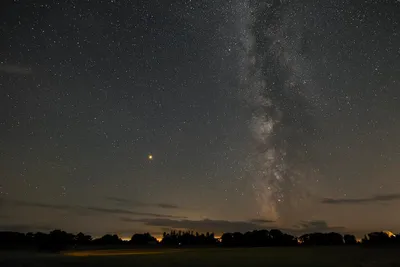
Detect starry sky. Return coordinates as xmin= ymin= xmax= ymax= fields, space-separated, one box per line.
xmin=1 ymin=0 xmax=400 ymax=238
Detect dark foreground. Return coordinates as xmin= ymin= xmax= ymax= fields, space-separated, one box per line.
xmin=1 ymin=247 xmax=400 ymax=267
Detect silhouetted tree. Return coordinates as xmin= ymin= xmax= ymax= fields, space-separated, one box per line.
xmin=220 ymin=229 xmax=297 ymax=247
xmin=3 ymin=228 xmax=400 ymax=252
xmin=363 ymin=231 xmax=396 ymax=246
xmin=344 ymin=234 xmax=357 ymax=245
xmin=75 ymin=232 xmax=92 ymax=246
xmin=326 ymin=232 xmax=344 ymax=245
xmin=47 ymin=230 xmax=75 ymax=251
xmin=130 ymin=233 xmax=157 ymax=245
xmin=0 ymin=232 xmax=28 ymax=249
xmin=221 ymin=232 xmax=234 ymax=246
xmin=299 ymin=232 xmax=343 ymax=246
xmin=161 ymin=230 xmax=216 ymax=246
xmin=93 ymin=234 xmax=122 ymax=246
xmin=243 ymin=230 xmax=268 ymax=246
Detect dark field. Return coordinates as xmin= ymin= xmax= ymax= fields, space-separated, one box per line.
xmin=1 ymin=247 xmax=400 ymax=267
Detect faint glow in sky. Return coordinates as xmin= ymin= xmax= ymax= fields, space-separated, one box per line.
xmin=0 ymin=0 xmax=399 ymax=237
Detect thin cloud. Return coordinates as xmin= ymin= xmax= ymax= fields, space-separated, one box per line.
xmin=249 ymin=219 xmax=275 ymax=224
xmin=293 ymin=220 xmax=331 ymax=230
xmin=157 ymin=203 xmax=179 ymax=209
xmin=105 ymin=196 xmax=130 ymax=204
xmin=105 ymin=196 xmax=181 ymax=209
xmin=0 ymin=224 xmax=53 ymax=233
xmin=322 ymin=193 xmax=400 ymax=205
xmin=0 ymin=64 xmax=32 ymax=75
xmin=87 ymin=207 xmax=186 ymax=219
xmin=286 ymin=220 xmax=346 ymax=235
xmin=127 ymin=218 xmax=274 ymax=233
xmin=3 ymin=198 xmax=186 ymax=219
xmin=11 ymin=200 xmax=73 ymax=211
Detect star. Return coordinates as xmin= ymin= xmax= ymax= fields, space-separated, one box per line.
xmin=0 ymin=0 xmax=399 ymax=238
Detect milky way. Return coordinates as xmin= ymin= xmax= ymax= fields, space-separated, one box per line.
xmin=238 ymin=0 xmax=317 ymax=223
xmin=241 ymin=0 xmax=400 ymax=225
xmin=1 ymin=0 xmax=400 ymax=236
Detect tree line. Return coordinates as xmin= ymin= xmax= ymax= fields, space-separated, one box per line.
xmin=0 ymin=229 xmax=398 ymax=252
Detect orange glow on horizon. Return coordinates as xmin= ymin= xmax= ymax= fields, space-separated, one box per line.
xmin=384 ymin=231 xmax=396 ymax=238
xmin=121 ymin=236 xmax=131 ymax=241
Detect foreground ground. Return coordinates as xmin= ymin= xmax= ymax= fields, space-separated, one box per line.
xmin=1 ymin=247 xmax=400 ymax=267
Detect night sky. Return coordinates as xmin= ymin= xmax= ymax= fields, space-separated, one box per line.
xmin=1 ymin=0 xmax=400 ymax=239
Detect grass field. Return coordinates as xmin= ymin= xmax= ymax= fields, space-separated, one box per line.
xmin=1 ymin=247 xmax=400 ymax=267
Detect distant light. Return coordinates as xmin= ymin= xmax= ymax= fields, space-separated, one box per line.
xmin=121 ymin=236 xmax=130 ymax=241
xmin=384 ymin=231 xmax=396 ymax=237
xmin=148 ymin=154 xmax=153 ymax=160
